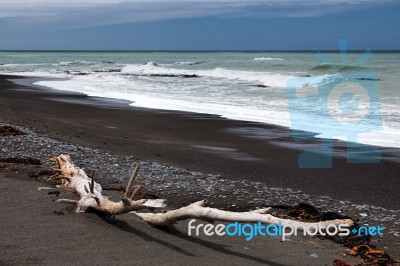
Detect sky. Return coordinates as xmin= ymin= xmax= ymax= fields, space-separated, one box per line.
xmin=0 ymin=0 xmax=399 ymax=50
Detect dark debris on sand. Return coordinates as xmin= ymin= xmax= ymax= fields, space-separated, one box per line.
xmin=271 ymin=203 xmax=399 ymax=266
xmin=0 ymin=126 xmax=24 ymax=136
xmin=0 ymin=157 xmax=41 ymax=165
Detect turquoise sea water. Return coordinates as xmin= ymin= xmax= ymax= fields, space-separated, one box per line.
xmin=0 ymin=51 xmax=399 ymax=148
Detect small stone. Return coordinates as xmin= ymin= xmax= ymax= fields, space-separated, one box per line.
xmin=320 ymin=196 xmax=332 ymax=201
xmin=309 ymin=253 xmax=318 ymax=258
xmin=357 ymin=204 xmax=369 ymax=211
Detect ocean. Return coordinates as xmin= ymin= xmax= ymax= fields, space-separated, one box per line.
xmin=0 ymin=51 xmax=399 ymax=148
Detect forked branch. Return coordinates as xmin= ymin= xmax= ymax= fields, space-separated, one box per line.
xmin=52 ymin=154 xmax=354 ymax=229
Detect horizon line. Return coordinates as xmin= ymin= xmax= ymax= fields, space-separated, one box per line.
xmin=1 ymin=49 xmax=400 ymax=53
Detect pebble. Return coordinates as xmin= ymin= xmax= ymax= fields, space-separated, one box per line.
xmin=320 ymin=196 xmax=332 ymax=201
xmin=1 ymin=122 xmax=399 ymax=233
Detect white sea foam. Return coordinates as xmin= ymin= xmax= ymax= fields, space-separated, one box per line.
xmin=253 ymin=57 xmax=284 ymax=61
xmin=33 ymin=74 xmax=400 ymax=148
xmin=33 ymin=72 xmax=292 ymax=125
xmin=120 ymin=62 xmax=200 ymax=75
xmin=173 ymin=61 xmax=205 ymax=66
xmin=32 ymin=71 xmax=398 ymax=149
xmin=59 ymin=60 xmax=94 ymax=66
xmin=322 ymin=127 xmax=400 ymax=148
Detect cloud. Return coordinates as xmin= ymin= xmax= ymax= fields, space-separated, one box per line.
xmin=0 ymin=0 xmax=397 ymax=29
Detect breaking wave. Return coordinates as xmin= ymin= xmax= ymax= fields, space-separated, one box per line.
xmin=121 ymin=62 xmax=338 ymax=88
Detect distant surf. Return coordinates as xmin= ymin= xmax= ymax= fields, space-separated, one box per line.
xmin=253 ymin=57 xmax=284 ymax=61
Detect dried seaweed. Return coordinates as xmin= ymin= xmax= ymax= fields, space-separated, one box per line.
xmin=333 ymin=259 xmax=352 ymax=266
xmin=350 ymin=245 xmax=393 ymax=265
xmin=48 ymin=191 xmax=60 ymax=197
xmin=268 ymin=203 xmax=398 ymax=266
xmin=0 ymin=126 xmax=24 ymax=136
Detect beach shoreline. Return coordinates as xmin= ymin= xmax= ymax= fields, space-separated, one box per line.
xmin=1 ymin=74 xmax=399 ymax=209
xmin=1 ymin=74 xmax=399 ymax=264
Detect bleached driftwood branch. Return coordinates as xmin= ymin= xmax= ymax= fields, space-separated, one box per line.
xmin=53 ymin=155 xmax=165 ymax=215
xmin=52 ymin=155 xmax=354 ymax=229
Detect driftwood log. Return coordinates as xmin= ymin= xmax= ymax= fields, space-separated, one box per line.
xmin=52 ymin=155 xmax=354 ymax=229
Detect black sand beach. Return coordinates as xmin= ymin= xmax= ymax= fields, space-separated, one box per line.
xmin=0 ymin=171 xmax=364 ymax=266
xmin=1 ymin=74 xmax=399 ymax=265
xmin=1 ymin=75 xmax=399 ymax=209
